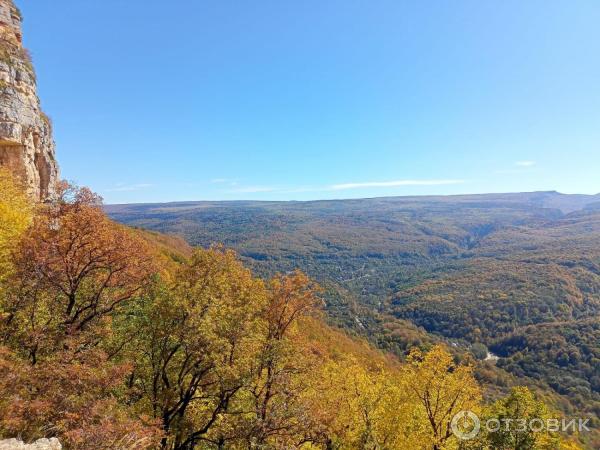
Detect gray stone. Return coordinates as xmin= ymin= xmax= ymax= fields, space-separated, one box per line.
xmin=0 ymin=438 xmax=61 ymax=450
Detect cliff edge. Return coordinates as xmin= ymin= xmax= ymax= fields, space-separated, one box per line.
xmin=0 ymin=0 xmax=58 ymax=200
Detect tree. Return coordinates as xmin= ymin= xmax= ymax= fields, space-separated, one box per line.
xmin=2 ymin=182 xmax=156 ymax=363
xmin=470 ymin=343 xmax=489 ymax=361
xmin=245 ymin=271 xmax=322 ymax=448
xmin=303 ymin=356 xmax=419 ymax=449
xmin=126 ymin=247 xmax=267 ymax=449
xmin=480 ymin=387 xmax=561 ymax=450
xmin=405 ymin=345 xmax=482 ymax=450
xmin=0 ymin=344 xmax=162 ymax=449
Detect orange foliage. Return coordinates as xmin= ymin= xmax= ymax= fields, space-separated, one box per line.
xmin=4 ymin=183 xmax=155 ymax=360
xmin=0 ymin=183 xmax=162 ymax=449
xmin=0 ymin=345 xmax=162 ymax=449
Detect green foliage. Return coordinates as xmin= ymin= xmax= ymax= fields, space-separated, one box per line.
xmin=471 ymin=343 xmax=489 ymax=361
xmin=492 ymin=320 xmax=600 ymax=436
xmin=472 ymin=387 xmax=562 ymax=450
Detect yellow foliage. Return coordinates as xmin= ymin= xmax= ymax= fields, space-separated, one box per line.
xmin=405 ymin=345 xmax=482 ymax=450
xmin=303 ymin=357 xmax=416 ymax=449
xmin=0 ymin=169 xmax=31 ymax=282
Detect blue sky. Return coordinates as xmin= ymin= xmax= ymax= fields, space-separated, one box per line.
xmin=20 ymin=0 xmax=600 ymax=203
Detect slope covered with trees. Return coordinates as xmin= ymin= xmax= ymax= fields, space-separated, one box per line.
xmin=107 ymin=192 xmax=600 ymax=448
xmin=0 ymin=172 xmax=586 ymax=449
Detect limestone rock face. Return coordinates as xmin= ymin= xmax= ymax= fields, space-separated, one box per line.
xmin=0 ymin=439 xmax=62 ymax=450
xmin=0 ymin=0 xmax=58 ymax=200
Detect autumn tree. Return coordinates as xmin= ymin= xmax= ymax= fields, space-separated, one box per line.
xmin=244 ymin=271 xmax=322 ymax=448
xmin=405 ymin=345 xmax=482 ymax=450
xmin=123 ymin=260 xmax=328 ymax=449
xmin=0 ymin=182 xmax=161 ymax=449
xmin=0 ymin=344 xmax=162 ymax=449
xmin=1 ymin=182 xmax=156 ymax=362
xmin=124 ymin=247 xmax=268 ymax=449
xmin=303 ymin=356 xmax=416 ymax=449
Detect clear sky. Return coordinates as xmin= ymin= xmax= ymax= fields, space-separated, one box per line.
xmin=19 ymin=0 xmax=600 ymax=204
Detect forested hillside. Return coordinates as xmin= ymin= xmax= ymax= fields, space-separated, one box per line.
xmin=0 ymin=172 xmax=590 ymax=449
xmin=107 ymin=191 xmax=600 ymax=448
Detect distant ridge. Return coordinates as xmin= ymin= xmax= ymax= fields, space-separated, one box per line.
xmin=106 ymin=190 xmax=600 ymax=215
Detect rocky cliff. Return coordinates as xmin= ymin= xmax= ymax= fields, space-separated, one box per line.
xmin=0 ymin=0 xmax=58 ymax=200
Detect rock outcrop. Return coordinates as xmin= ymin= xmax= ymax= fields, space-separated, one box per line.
xmin=0 ymin=0 xmax=58 ymax=200
xmin=0 ymin=439 xmax=61 ymax=450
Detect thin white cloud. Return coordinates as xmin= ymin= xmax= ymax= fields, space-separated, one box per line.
xmin=229 ymin=186 xmax=277 ymax=193
xmin=105 ymin=183 xmax=154 ymax=192
xmin=221 ymin=179 xmax=466 ymax=195
xmin=496 ymin=161 xmax=538 ymax=174
xmin=515 ymin=160 xmax=536 ymax=167
xmin=329 ymin=179 xmax=465 ymax=191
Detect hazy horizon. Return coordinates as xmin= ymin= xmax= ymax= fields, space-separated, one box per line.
xmin=103 ymin=189 xmax=600 ymax=207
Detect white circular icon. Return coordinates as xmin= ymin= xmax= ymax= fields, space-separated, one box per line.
xmin=451 ymin=410 xmax=481 ymax=440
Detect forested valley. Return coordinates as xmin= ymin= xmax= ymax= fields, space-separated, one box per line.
xmin=107 ymin=193 xmax=600 ymax=449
